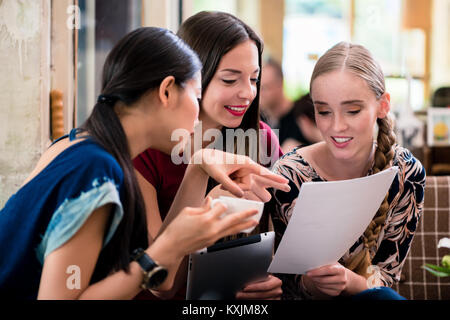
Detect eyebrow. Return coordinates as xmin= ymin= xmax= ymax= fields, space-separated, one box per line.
xmin=314 ymin=100 xmax=365 ymax=106
xmin=341 ymin=100 xmax=364 ymax=105
xmin=219 ymin=68 xmax=260 ymax=74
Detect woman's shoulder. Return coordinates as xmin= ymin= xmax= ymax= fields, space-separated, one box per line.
xmin=392 ymin=144 xmax=426 ymax=183
xmin=70 ymin=139 xmax=123 ymax=177
xmin=135 ymin=147 xmax=174 ymax=164
xmin=258 ymin=120 xmax=278 ymax=141
xmin=272 ymin=144 xmax=321 ymax=181
xmin=276 ymin=142 xmax=319 ymax=166
xmin=24 ymin=136 xmax=122 ymax=190
xmin=259 ymin=120 xmax=272 ymax=131
xmin=259 ymin=120 xmax=280 ymax=141
xmin=41 ymin=138 xmax=125 ymax=192
xmin=134 ymin=147 xmax=184 ymax=173
xmin=258 ymin=120 xmax=284 ymax=166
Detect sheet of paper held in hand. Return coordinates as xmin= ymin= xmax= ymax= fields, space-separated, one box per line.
xmin=268 ymin=166 xmax=399 ymax=274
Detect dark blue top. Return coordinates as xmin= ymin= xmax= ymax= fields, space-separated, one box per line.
xmin=0 ymin=129 xmax=125 ymax=299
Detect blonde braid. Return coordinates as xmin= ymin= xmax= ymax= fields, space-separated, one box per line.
xmin=345 ymin=115 xmax=396 ymax=277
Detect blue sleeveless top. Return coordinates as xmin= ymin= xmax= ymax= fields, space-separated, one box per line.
xmin=0 ymin=129 xmax=124 ymax=299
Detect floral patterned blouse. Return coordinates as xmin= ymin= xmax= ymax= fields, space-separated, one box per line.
xmin=267 ymin=144 xmax=426 ymax=299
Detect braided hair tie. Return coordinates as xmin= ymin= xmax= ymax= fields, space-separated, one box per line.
xmin=97 ymin=94 xmax=118 ymax=106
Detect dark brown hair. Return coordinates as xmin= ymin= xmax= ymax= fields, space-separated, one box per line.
xmin=178 ymin=11 xmax=268 ymax=239
xmin=177 ymin=11 xmax=264 ymax=160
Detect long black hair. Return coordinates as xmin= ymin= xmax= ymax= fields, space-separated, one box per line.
xmin=177 ymin=11 xmax=264 ymax=160
xmin=81 ymin=27 xmax=202 ymax=281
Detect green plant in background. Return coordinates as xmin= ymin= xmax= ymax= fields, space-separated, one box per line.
xmin=284 ymin=81 xmax=307 ymax=102
xmin=422 ymin=238 xmax=450 ymax=277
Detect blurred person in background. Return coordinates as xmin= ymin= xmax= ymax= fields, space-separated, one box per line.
xmin=281 ymin=93 xmax=323 ymax=153
xmin=260 ymin=58 xmax=311 ymax=152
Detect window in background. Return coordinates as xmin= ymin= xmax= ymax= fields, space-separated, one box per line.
xmin=282 ymin=0 xmax=427 ymax=112
xmin=184 ymin=0 xmax=260 ymax=35
xmin=76 ymin=0 xmax=141 ymax=126
xmin=283 ymin=0 xmax=351 ymax=101
xmin=190 ymin=0 xmax=237 ymax=14
xmin=353 ymin=0 xmax=403 ymax=75
xmin=353 ymin=0 xmax=426 ymax=113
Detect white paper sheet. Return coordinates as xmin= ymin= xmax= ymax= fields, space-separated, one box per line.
xmin=268 ymin=166 xmax=399 ymax=274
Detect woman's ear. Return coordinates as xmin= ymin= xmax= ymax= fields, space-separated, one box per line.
xmin=158 ymin=76 xmax=176 ymax=107
xmin=377 ymin=92 xmax=391 ymax=119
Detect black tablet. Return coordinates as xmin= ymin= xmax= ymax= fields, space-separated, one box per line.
xmin=186 ymin=231 xmax=275 ymax=300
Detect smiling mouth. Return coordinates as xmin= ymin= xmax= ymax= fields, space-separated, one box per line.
xmin=332 ymin=137 xmax=353 ymax=143
xmin=224 ymin=105 xmax=247 ymax=116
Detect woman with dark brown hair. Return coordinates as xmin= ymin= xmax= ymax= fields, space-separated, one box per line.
xmin=134 ymin=11 xmax=287 ymax=300
xmin=269 ymin=42 xmax=425 ymax=300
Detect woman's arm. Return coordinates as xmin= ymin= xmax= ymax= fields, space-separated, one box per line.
xmin=205 ymin=184 xmax=285 ymax=300
xmin=38 ymin=204 xmax=149 ymax=299
xmin=38 ymin=204 xmax=186 ymax=300
xmin=136 ymin=170 xmax=186 ymax=299
xmin=158 ymin=160 xmax=209 ymax=231
xmin=135 ymin=149 xmax=290 ymax=299
xmin=300 ymin=263 xmax=369 ymax=299
xmin=236 ymin=274 xmax=283 ymax=300
xmin=148 ymin=165 xmax=212 ymax=298
xmin=160 ymin=149 xmax=290 ymax=233
xmin=38 ymin=199 xmax=259 ymax=299
xmin=135 ymin=170 xmax=163 ymax=243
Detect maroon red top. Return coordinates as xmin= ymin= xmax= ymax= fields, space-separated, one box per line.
xmin=133 ymin=121 xmax=283 ymax=219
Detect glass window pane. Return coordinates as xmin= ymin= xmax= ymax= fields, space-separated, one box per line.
xmin=402 ymin=29 xmax=426 ymax=77
xmin=76 ymin=0 xmax=141 ymax=126
xmin=353 ymin=0 xmax=426 ymax=110
xmin=283 ymin=0 xmax=350 ymax=100
xmin=353 ymin=0 xmax=403 ymax=76
xmin=190 ymin=0 xmax=237 ymax=15
xmin=386 ymin=77 xmax=424 ymax=113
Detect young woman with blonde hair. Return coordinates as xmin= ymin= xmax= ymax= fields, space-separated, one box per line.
xmin=269 ymin=42 xmax=425 ymax=300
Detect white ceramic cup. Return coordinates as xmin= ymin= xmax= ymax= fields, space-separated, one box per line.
xmin=210 ymin=196 xmax=264 ymax=233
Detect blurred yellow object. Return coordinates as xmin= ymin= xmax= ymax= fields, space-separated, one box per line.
xmin=433 ymin=122 xmax=448 ymax=140
xmin=50 ymin=89 xmax=65 ymax=140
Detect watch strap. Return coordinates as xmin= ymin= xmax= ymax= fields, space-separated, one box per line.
xmin=131 ymin=248 xmax=168 ymax=290
xmin=132 ymin=248 xmax=157 ymax=272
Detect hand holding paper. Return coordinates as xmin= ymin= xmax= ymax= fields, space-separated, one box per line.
xmin=268 ymin=167 xmax=398 ymax=274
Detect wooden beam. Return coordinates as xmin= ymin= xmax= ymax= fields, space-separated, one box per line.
xmin=41 ymin=0 xmax=51 ymax=149
xmin=402 ymin=0 xmax=432 ymax=29
xmin=259 ymin=0 xmax=284 ymax=63
xmin=50 ymin=0 xmax=77 ymax=136
xmin=402 ymin=0 xmax=432 ymax=104
xmin=142 ymin=0 xmax=180 ymax=31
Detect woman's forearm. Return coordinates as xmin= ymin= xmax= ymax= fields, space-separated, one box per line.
xmin=77 ymin=231 xmax=183 ymax=300
xmin=343 ymin=269 xmax=369 ymax=295
xmin=76 ymin=261 xmax=148 ymax=300
xmin=150 ymin=257 xmax=189 ymax=299
xmin=159 ymin=164 xmax=209 ymax=234
xmin=300 ymin=268 xmax=370 ymax=300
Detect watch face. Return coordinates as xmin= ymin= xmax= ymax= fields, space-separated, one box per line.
xmin=148 ymin=266 xmax=169 ymax=289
